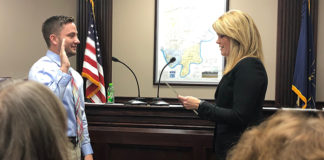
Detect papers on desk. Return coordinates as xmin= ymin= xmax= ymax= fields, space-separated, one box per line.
xmin=85 ymin=102 xmax=124 ymax=105
xmin=107 ymin=103 xmax=124 ymax=105
xmin=169 ymin=104 xmax=183 ymax=107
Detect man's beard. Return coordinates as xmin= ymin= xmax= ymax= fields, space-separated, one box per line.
xmin=66 ymin=49 xmax=77 ymax=57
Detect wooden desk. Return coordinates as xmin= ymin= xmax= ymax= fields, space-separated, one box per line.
xmin=85 ymin=103 xmax=323 ymax=159
xmin=85 ymin=103 xmax=216 ymax=160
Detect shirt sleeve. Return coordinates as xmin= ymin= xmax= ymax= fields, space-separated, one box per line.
xmin=79 ymin=85 xmax=94 ymax=156
xmin=28 ymin=63 xmax=71 ymax=100
xmin=197 ymin=60 xmax=267 ymax=126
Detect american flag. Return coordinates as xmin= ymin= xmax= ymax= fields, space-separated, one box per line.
xmin=81 ymin=1 xmax=106 ymax=103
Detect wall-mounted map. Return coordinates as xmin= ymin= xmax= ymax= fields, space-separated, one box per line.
xmin=154 ymin=0 xmax=228 ymax=85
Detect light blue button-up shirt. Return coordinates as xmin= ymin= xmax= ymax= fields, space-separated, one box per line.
xmin=28 ymin=50 xmax=93 ymax=156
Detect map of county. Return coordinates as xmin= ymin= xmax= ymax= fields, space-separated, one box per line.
xmin=155 ymin=0 xmax=226 ymax=84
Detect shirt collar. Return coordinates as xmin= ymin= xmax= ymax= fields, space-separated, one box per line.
xmin=46 ymin=50 xmax=61 ymax=66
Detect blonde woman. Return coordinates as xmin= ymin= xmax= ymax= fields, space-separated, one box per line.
xmin=0 ymin=80 xmax=70 ymax=160
xmin=227 ymin=111 xmax=324 ymax=160
xmin=178 ymin=10 xmax=268 ymax=159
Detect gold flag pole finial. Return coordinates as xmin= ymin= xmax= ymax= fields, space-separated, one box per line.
xmin=90 ymin=0 xmax=96 ymax=21
xmin=308 ymin=0 xmax=311 ymax=15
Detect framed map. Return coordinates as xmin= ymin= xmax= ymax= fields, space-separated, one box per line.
xmin=154 ymin=0 xmax=228 ymax=85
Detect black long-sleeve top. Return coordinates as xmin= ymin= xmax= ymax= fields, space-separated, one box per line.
xmin=198 ymin=57 xmax=268 ymax=158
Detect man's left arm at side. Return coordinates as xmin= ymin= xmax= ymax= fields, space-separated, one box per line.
xmin=80 ymin=84 xmax=93 ymax=159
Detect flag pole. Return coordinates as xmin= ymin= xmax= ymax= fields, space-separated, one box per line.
xmin=296 ymin=96 xmax=300 ymax=107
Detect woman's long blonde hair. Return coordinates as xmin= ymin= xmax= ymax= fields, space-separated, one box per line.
xmin=0 ymin=80 xmax=70 ymax=160
xmin=213 ymin=10 xmax=264 ymax=75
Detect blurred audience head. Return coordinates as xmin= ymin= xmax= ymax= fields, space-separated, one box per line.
xmin=227 ymin=111 xmax=324 ymax=160
xmin=0 ymin=79 xmax=69 ymax=160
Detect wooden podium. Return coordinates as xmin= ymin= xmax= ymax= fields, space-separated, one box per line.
xmin=85 ymin=103 xmax=216 ymax=160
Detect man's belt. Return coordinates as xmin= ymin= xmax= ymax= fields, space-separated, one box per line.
xmin=68 ymin=136 xmax=79 ymax=148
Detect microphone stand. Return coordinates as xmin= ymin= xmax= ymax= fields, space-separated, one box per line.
xmin=151 ymin=57 xmax=176 ymax=106
xmin=112 ymin=57 xmax=147 ymax=105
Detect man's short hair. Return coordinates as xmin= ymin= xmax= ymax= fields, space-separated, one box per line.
xmin=42 ymin=16 xmax=74 ymax=47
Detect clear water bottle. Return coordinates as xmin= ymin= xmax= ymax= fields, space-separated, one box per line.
xmin=107 ymin=83 xmax=115 ymax=103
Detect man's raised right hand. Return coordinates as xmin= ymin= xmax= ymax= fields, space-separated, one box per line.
xmin=59 ymin=38 xmax=70 ymax=73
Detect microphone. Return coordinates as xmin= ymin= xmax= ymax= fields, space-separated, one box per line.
xmin=112 ymin=57 xmax=147 ymax=105
xmin=151 ymin=57 xmax=176 ymax=106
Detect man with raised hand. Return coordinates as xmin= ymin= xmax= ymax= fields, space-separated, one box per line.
xmin=29 ymin=16 xmax=93 ymax=160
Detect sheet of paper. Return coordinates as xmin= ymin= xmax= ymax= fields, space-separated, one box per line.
xmin=165 ymin=82 xmax=179 ymax=96
xmin=165 ymin=82 xmax=198 ymax=115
